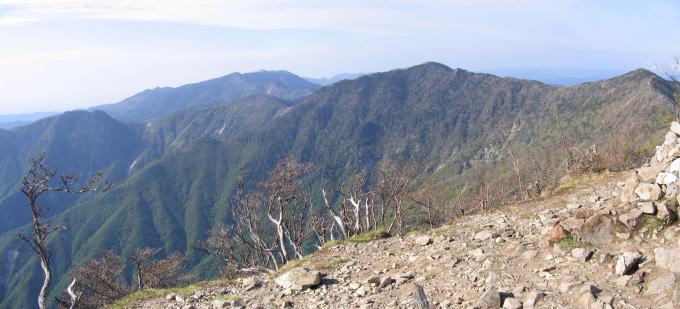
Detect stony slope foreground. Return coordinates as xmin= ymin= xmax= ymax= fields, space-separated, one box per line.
xmin=125 ymin=124 xmax=680 ymax=308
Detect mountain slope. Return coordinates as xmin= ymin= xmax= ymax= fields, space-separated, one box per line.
xmin=0 ymin=63 xmax=677 ymax=308
xmin=0 ymin=111 xmax=144 ymax=234
xmin=93 ymin=71 xmax=320 ymax=123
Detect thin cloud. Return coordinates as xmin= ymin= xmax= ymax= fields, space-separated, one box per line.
xmin=0 ymin=48 xmax=118 ymax=65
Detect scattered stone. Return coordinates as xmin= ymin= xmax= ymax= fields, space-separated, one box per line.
xmin=414 ymin=236 xmax=432 ymax=246
xmin=619 ymin=208 xmax=644 ymax=230
xmin=635 ymin=183 xmax=663 ymax=201
xmin=572 ymin=248 xmax=593 ymax=262
xmin=639 ymin=201 xmax=657 ymax=214
xmin=638 ymin=162 xmax=668 ymax=182
xmin=654 ymin=247 xmax=680 ymax=272
xmin=523 ymin=291 xmax=544 ymax=308
xmin=211 ymin=299 xmax=231 ymax=308
xmin=379 ymin=276 xmax=394 ymax=288
xmin=166 ymin=294 xmax=177 ymax=301
xmin=478 ymin=288 xmax=501 ymax=309
xmin=615 ymin=252 xmax=643 ymax=275
xmin=521 ymin=250 xmax=538 ymax=260
xmin=620 ymin=172 xmax=640 ymax=202
xmin=657 ymin=199 xmax=678 ymax=222
xmin=548 ymin=224 xmax=569 ymax=242
xmin=646 ymin=273 xmax=675 ymax=295
xmin=474 ymin=230 xmax=495 ymax=241
xmin=502 ymin=297 xmax=522 ymax=309
xmin=567 ymin=203 xmax=582 ymax=210
xmin=577 ymin=214 xmax=613 ymax=245
xmin=242 ymin=277 xmax=261 ymax=291
xmin=275 ymin=267 xmax=322 ymax=290
xmin=657 ymin=172 xmax=679 ymax=186
xmin=366 ymin=276 xmax=381 ymax=286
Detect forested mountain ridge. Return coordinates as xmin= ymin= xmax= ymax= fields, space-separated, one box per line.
xmin=0 ymin=62 xmax=677 ymax=308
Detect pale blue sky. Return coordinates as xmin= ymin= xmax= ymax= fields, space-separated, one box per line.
xmin=1 ymin=0 xmax=679 ymax=115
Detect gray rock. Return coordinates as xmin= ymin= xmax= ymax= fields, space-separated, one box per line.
xmin=639 ymin=201 xmax=657 ymax=214
xmin=478 ymin=288 xmax=501 ymax=309
xmin=242 ymin=277 xmax=261 ymax=291
xmin=654 ymin=247 xmax=680 ymax=272
xmin=414 ymin=236 xmax=432 ymax=246
xmin=523 ymin=291 xmax=544 ymax=308
xmin=577 ymin=214 xmax=613 ymax=246
xmin=620 ymin=172 xmax=640 ymax=203
xmin=211 ymin=300 xmax=231 ymax=308
xmin=474 ymin=230 xmax=496 ymax=241
xmin=619 ymin=208 xmax=644 ymax=229
xmin=635 ymin=183 xmax=663 ymax=201
xmin=657 ymin=199 xmax=678 ymax=222
xmin=502 ymin=297 xmax=522 ymax=309
xmin=615 ymin=252 xmax=643 ymax=275
xmin=275 ymin=267 xmax=322 ymax=290
xmin=638 ymin=162 xmax=667 ymax=182
xmin=572 ymin=248 xmax=593 ymax=262
xmin=646 ymin=273 xmax=675 ymax=295
xmin=379 ymin=276 xmax=394 ymax=288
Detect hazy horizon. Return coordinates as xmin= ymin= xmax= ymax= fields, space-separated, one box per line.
xmin=1 ymin=0 xmax=679 ymax=115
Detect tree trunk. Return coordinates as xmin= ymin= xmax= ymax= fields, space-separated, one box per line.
xmin=38 ymin=256 xmax=51 ymax=309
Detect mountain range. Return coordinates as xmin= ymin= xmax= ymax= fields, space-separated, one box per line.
xmin=0 ymin=62 xmax=677 ymax=308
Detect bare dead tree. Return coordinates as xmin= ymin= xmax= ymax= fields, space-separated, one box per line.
xmin=140 ymin=252 xmax=190 ymax=289
xmin=19 ymin=152 xmax=110 ymax=309
xmin=377 ymin=160 xmax=420 ymax=236
xmin=69 ymin=250 xmax=130 ymax=308
xmin=262 ymin=158 xmax=313 ymax=262
xmin=55 ymin=279 xmax=82 ymax=309
xmin=661 ymin=57 xmax=680 ymax=120
xmin=410 ymin=184 xmax=447 ymax=228
xmin=130 ymin=247 xmax=161 ymax=290
xmin=321 ymin=189 xmax=348 ymax=238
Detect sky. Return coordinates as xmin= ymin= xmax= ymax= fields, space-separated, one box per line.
xmin=1 ymin=0 xmax=679 ymax=115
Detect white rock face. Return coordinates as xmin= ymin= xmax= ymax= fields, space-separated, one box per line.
xmin=656 ymin=172 xmax=678 ymax=185
xmin=670 ymin=122 xmax=680 ymax=136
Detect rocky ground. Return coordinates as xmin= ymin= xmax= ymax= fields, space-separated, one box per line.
xmin=121 ymin=126 xmax=680 ymax=309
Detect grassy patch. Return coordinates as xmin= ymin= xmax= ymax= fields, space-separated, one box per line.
xmin=642 ymin=215 xmax=664 ymax=231
xmin=433 ymin=225 xmax=451 ymax=236
xmin=346 ymin=227 xmax=388 ymax=243
xmin=406 ymin=226 xmax=428 ymax=236
xmin=314 ymin=257 xmax=351 ymax=272
xmin=557 ymin=236 xmax=578 ymax=250
xmin=545 ymin=172 xmax=609 ymax=197
xmin=108 ymin=284 xmax=211 ymax=309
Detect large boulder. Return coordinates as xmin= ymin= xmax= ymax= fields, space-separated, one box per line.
xmin=576 ymin=214 xmax=613 ymax=245
xmin=275 ymin=267 xmax=322 ymax=290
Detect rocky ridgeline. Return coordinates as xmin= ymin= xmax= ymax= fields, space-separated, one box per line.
xmin=128 ymin=125 xmax=680 ymax=309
